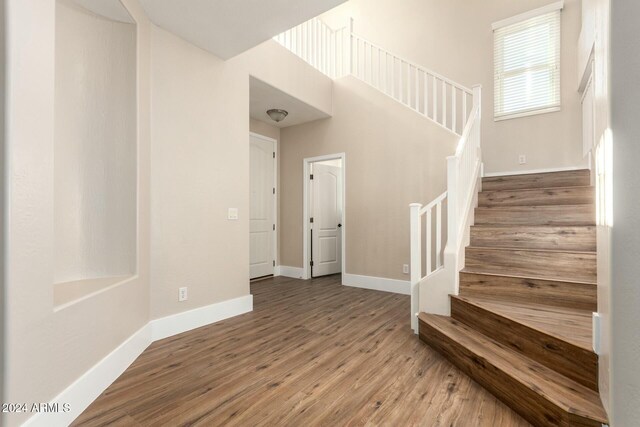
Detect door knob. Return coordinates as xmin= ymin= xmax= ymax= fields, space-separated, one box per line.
xmin=337 ymin=223 xmax=342 ymax=228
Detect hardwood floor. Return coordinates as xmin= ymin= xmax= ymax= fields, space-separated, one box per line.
xmin=74 ymin=275 xmax=530 ymax=426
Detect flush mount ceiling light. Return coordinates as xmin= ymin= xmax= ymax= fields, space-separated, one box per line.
xmin=267 ymin=109 xmax=288 ymax=123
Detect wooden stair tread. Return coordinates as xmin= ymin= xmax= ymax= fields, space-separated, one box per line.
xmin=474 ymin=205 xmax=595 ymax=226
xmin=470 ymin=224 xmax=594 ymax=228
xmin=469 ymin=225 xmax=596 ymax=251
xmin=481 ymin=185 xmax=594 ymax=194
xmin=459 ymin=270 xmax=597 ymax=311
xmin=452 ymin=295 xmax=593 ymax=352
xmin=418 ymin=313 xmax=608 ymax=424
xmin=482 ymin=170 xmax=590 ymax=191
xmin=478 ymin=186 xmax=594 ymax=207
xmin=466 ymin=245 xmax=595 ymax=255
xmin=464 ymin=246 xmax=596 ymax=284
xmin=460 ymin=269 xmax=596 ymax=286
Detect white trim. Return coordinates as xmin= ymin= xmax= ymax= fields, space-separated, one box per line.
xmin=274 ymin=265 xmax=304 ymax=279
xmin=151 ymin=295 xmax=253 ymax=341
xmin=492 ymin=0 xmax=564 ymax=30
xmin=342 ymin=273 xmax=410 ymax=295
xmin=249 ymin=132 xmax=277 ymax=143
xmin=23 ymin=295 xmax=253 ymax=427
xmin=22 ymin=325 xmax=153 ymax=427
xmin=493 ymin=105 xmax=561 ymax=122
xmin=249 ymin=132 xmax=278 ymax=279
xmin=302 ymin=153 xmax=346 ymax=280
xmin=483 ymin=165 xmax=587 ymax=177
xmin=592 ymin=312 xmax=601 ymax=355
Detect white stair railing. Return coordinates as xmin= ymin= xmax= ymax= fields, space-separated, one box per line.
xmin=409 ymin=191 xmax=447 ymax=286
xmin=274 ymin=18 xmax=471 ymax=136
xmin=409 ymin=85 xmax=482 ymax=333
xmin=274 ymin=17 xmax=350 ymax=79
xmin=351 ymin=34 xmax=472 ymax=136
xmin=274 ymin=17 xmax=482 ymax=333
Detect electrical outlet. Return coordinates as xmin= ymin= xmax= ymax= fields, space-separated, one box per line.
xmin=179 ymin=287 xmax=188 ymax=302
xmin=518 ymin=155 xmax=527 ymax=165
xmin=403 ymin=264 xmax=409 ymax=274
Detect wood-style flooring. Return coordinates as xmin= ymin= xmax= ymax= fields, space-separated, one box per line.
xmin=73 ymin=275 xmax=530 ymax=426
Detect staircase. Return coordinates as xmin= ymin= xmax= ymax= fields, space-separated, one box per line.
xmin=418 ymin=169 xmax=608 ymax=427
xmin=274 ymin=19 xmax=608 ymax=425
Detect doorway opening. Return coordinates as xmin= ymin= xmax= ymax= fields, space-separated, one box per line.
xmin=303 ymin=154 xmax=346 ymax=280
xmin=249 ymin=132 xmax=277 ymax=280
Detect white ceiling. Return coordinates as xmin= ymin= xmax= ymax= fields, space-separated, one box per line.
xmin=138 ymin=0 xmax=347 ymax=59
xmin=250 ymin=77 xmax=330 ymax=128
xmin=69 ymin=0 xmax=135 ymax=23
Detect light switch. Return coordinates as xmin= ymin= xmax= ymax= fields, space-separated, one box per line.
xmin=228 ymin=208 xmax=238 ymax=220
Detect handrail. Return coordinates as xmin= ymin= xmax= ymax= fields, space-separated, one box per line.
xmin=273 ymin=17 xmax=349 ymax=79
xmin=350 ymin=33 xmax=472 ymax=136
xmin=455 ymin=104 xmax=480 ymax=157
xmin=273 ymin=17 xmax=473 ymax=136
xmin=350 ymin=33 xmax=472 ymax=95
xmin=420 ymin=191 xmax=447 ymax=215
xmin=410 ymin=85 xmax=482 ymax=333
xmin=273 ymin=17 xmax=482 ymax=333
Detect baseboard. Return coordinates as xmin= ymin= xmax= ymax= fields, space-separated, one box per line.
xmin=274 ymin=265 xmax=304 ymax=279
xmin=483 ymin=165 xmax=587 ymax=177
xmin=342 ymin=273 xmax=410 ymax=295
xmin=23 ymin=295 xmax=253 ymax=427
xmin=151 ymin=294 xmax=253 ymax=341
xmin=22 ymin=324 xmax=153 ymax=427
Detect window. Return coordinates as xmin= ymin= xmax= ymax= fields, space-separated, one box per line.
xmin=493 ymin=3 xmax=562 ymax=120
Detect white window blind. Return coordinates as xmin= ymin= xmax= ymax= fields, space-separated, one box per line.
xmin=494 ymin=7 xmax=561 ymax=120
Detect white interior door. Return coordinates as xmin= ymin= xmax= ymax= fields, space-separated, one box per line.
xmin=249 ymin=134 xmax=275 ymax=279
xmin=311 ymin=163 xmax=342 ymax=277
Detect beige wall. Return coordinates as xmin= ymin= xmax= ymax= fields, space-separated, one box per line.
xmin=149 ymin=30 xmax=333 ymax=319
xmin=3 ymin=0 xmax=152 ymax=425
xmin=54 ymin=1 xmax=137 ymax=284
xmin=279 ymin=76 xmax=457 ymax=280
xmin=5 ymin=1 xmax=333 ymax=423
xmin=250 ymin=119 xmax=281 ymax=142
xmin=322 ymin=0 xmax=586 ymax=174
xmin=149 ymin=26 xmax=250 ymax=318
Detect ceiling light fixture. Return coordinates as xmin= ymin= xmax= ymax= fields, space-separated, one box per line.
xmin=267 ymin=109 xmax=288 ymax=123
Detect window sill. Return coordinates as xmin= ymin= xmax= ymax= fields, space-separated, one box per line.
xmin=494 ymin=106 xmax=561 ymax=121
xmin=53 ymin=275 xmax=136 ymax=311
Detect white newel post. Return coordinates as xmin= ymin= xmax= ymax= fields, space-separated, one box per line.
xmin=410 ymin=203 xmax=422 ymax=334
xmin=446 ymin=156 xmax=459 ymax=250
xmin=473 ymin=85 xmax=482 ymax=156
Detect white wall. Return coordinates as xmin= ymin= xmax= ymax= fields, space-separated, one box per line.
xmin=322 ymin=0 xmax=586 ymax=174
xmin=3 ymin=0 xmax=152 ymax=424
xmin=579 ymin=0 xmax=613 ymax=416
xmin=54 ymin=0 xmax=137 ymax=284
xmin=1 ymin=0 xmax=6 ymax=411
xmin=609 ymin=0 xmax=640 ymax=424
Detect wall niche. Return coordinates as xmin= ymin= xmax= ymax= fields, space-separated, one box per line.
xmin=54 ymin=0 xmax=137 ymax=307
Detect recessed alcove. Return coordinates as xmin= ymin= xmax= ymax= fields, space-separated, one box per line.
xmin=53 ymin=0 xmax=137 ymax=308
